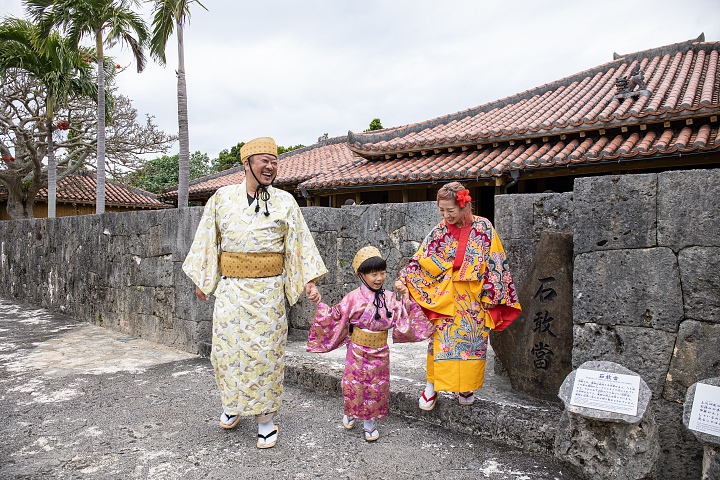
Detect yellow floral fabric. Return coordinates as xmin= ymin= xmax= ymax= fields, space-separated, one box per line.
xmin=183 ymin=182 xmax=327 ymax=416
xmin=401 ymin=216 xmax=521 ymax=392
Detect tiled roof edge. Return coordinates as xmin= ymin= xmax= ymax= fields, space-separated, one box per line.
xmin=160 ymin=136 xmax=349 ymax=196
xmin=278 ymin=134 xmax=349 ymax=159
xmin=107 ymin=178 xmax=168 ymax=205
xmin=347 ymin=34 xmax=717 ymax=150
xmin=161 ymin=165 xmax=246 ymax=194
xmin=612 ymin=33 xmax=706 ymax=61
xmin=25 ymin=169 xmax=167 ymax=206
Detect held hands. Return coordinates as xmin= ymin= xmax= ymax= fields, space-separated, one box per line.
xmin=194 ymin=285 xmax=209 ymax=301
xmin=305 ymin=281 xmax=322 ymax=305
xmin=394 ymin=278 xmax=410 ymax=299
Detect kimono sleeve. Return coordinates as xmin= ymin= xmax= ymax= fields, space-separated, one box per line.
xmin=182 ymin=194 xmax=220 ymax=295
xmin=306 ymin=298 xmax=351 ymax=353
xmin=391 ymin=295 xmax=435 ymax=344
xmin=480 ymin=226 xmax=522 ymax=331
xmin=283 ymin=201 xmax=328 ymax=306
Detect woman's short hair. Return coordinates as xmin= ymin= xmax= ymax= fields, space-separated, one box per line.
xmin=357 ymin=256 xmax=387 ymax=275
xmin=437 ymin=181 xmax=473 ymax=226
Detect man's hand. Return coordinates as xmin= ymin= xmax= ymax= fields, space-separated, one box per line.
xmin=195 ymin=285 xmax=209 ymax=301
xmin=305 ymin=281 xmax=321 ymax=305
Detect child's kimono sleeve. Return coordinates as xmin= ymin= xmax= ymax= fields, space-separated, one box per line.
xmin=391 ymin=294 xmax=435 ymax=344
xmin=306 ymin=296 xmax=352 ymax=353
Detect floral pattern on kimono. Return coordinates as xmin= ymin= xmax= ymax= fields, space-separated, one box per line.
xmin=400 ymin=216 xmax=521 ymax=393
xmin=183 ymin=182 xmax=327 ymax=416
xmin=306 ymin=284 xmax=434 ymax=420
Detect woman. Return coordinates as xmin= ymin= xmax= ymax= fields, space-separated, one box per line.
xmin=398 ymin=181 xmax=522 ymax=409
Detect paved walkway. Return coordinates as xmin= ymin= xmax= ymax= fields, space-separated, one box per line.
xmin=0 ymin=297 xmax=577 ymax=479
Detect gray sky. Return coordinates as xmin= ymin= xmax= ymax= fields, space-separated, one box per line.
xmin=2 ymin=0 xmax=719 ymax=160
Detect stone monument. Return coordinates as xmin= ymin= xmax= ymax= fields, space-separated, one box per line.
xmin=554 ymin=360 xmax=659 ymax=480
xmin=683 ymin=377 xmax=720 ymax=480
xmin=491 ymin=230 xmax=573 ymax=401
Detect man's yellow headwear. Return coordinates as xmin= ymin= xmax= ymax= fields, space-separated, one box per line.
xmin=240 ymin=137 xmax=278 ymax=163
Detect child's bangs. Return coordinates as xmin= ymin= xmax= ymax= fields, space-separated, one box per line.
xmin=357 ymin=256 xmax=386 ymax=274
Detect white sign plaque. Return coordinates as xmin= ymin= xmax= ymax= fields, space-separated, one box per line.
xmin=570 ymin=368 xmax=641 ymax=416
xmin=688 ymin=383 xmax=720 ymax=437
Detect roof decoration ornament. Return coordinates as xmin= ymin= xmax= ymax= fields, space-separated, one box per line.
xmin=614 ymin=65 xmax=651 ymax=100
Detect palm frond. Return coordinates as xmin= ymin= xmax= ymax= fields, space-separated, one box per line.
xmin=149 ymin=0 xmax=178 ymax=65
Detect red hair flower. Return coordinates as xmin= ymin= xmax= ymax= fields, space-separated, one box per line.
xmin=456 ymin=189 xmax=472 ymax=208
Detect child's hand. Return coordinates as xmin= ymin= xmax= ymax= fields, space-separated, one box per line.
xmin=305 ymin=282 xmax=322 ymax=305
xmin=394 ymin=279 xmax=409 ymax=299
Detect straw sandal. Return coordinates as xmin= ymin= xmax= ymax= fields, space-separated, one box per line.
xmin=458 ymin=391 xmax=475 ymax=406
xmin=364 ymin=427 xmax=379 ymax=442
xmin=419 ymin=391 xmax=437 ymax=411
xmin=342 ymin=415 xmax=356 ymax=430
xmin=219 ymin=412 xmax=241 ymax=429
xmin=257 ymin=426 xmax=278 ymax=449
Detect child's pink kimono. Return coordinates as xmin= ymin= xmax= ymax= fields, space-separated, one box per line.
xmin=307 ymin=284 xmax=434 ymax=420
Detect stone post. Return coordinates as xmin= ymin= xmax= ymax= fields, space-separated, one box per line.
xmin=491 ymin=229 xmax=574 ymax=401
xmin=554 ymin=360 xmax=659 ymax=479
xmin=683 ymin=378 xmax=720 ymax=480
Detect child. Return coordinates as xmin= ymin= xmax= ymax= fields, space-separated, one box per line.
xmin=306 ymin=246 xmax=434 ymax=442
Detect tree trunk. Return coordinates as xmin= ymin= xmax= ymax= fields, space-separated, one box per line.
xmin=46 ymin=110 xmax=56 ymax=218
xmin=95 ymin=33 xmax=106 ymax=214
xmin=176 ymin=20 xmax=189 ymax=209
xmin=4 ymin=177 xmax=41 ymax=220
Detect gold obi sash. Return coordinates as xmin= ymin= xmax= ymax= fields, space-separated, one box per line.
xmin=220 ymin=251 xmax=284 ymax=278
xmin=350 ymin=328 xmax=388 ymax=348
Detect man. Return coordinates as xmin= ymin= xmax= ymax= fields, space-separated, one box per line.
xmin=182 ymin=136 xmax=326 ymax=449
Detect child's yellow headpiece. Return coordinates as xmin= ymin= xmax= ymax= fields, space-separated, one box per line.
xmin=352 ymin=246 xmax=382 ymax=274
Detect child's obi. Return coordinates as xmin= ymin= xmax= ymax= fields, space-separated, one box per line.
xmin=350 ymin=328 xmax=388 ymax=348
xmin=220 ymin=251 xmax=284 ymax=278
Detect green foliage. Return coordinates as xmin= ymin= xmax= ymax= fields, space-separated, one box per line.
xmin=127 ymin=151 xmax=210 ymax=193
xmin=149 ymin=0 xmax=208 ymax=66
xmin=211 ymin=142 xmax=244 ymax=172
xmin=364 ymin=118 xmax=383 ymax=132
xmin=209 ymin=141 xmax=305 ymax=174
xmin=278 ymin=144 xmax=304 ymax=154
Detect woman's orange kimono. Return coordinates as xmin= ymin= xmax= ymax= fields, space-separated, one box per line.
xmin=400 ymin=216 xmax=522 ymax=392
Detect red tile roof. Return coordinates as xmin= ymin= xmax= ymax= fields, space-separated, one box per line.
xmin=297 ymin=35 xmax=720 ymax=191
xmin=160 ymin=136 xmax=357 ymax=200
xmin=0 ymin=170 xmax=170 ymax=209
xmin=301 ymin=125 xmax=719 ymax=189
xmin=346 ymin=36 xmax=720 ymax=156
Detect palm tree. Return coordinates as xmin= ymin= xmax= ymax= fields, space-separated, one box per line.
xmin=0 ymin=17 xmax=98 ymax=217
xmin=149 ymin=0 xmax=206 ymax=209
xmin=27 ymin=0 xmax=149 ymax=214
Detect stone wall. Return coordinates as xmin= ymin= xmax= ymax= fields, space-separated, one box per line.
xmin=496 ymin=169 xmax=720 ymax=480
xmin=0 ymin=201 xmax=440 ymax=355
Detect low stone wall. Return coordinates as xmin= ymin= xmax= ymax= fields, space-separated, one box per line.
xmin=496 ymin=169 xmax=720 ymax=480
xmin=0 ymin=201 xmax=441 ymax=354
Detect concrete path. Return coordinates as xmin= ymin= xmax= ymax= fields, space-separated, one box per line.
xmin=0 ymin=297 xmax=577 ymax=479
